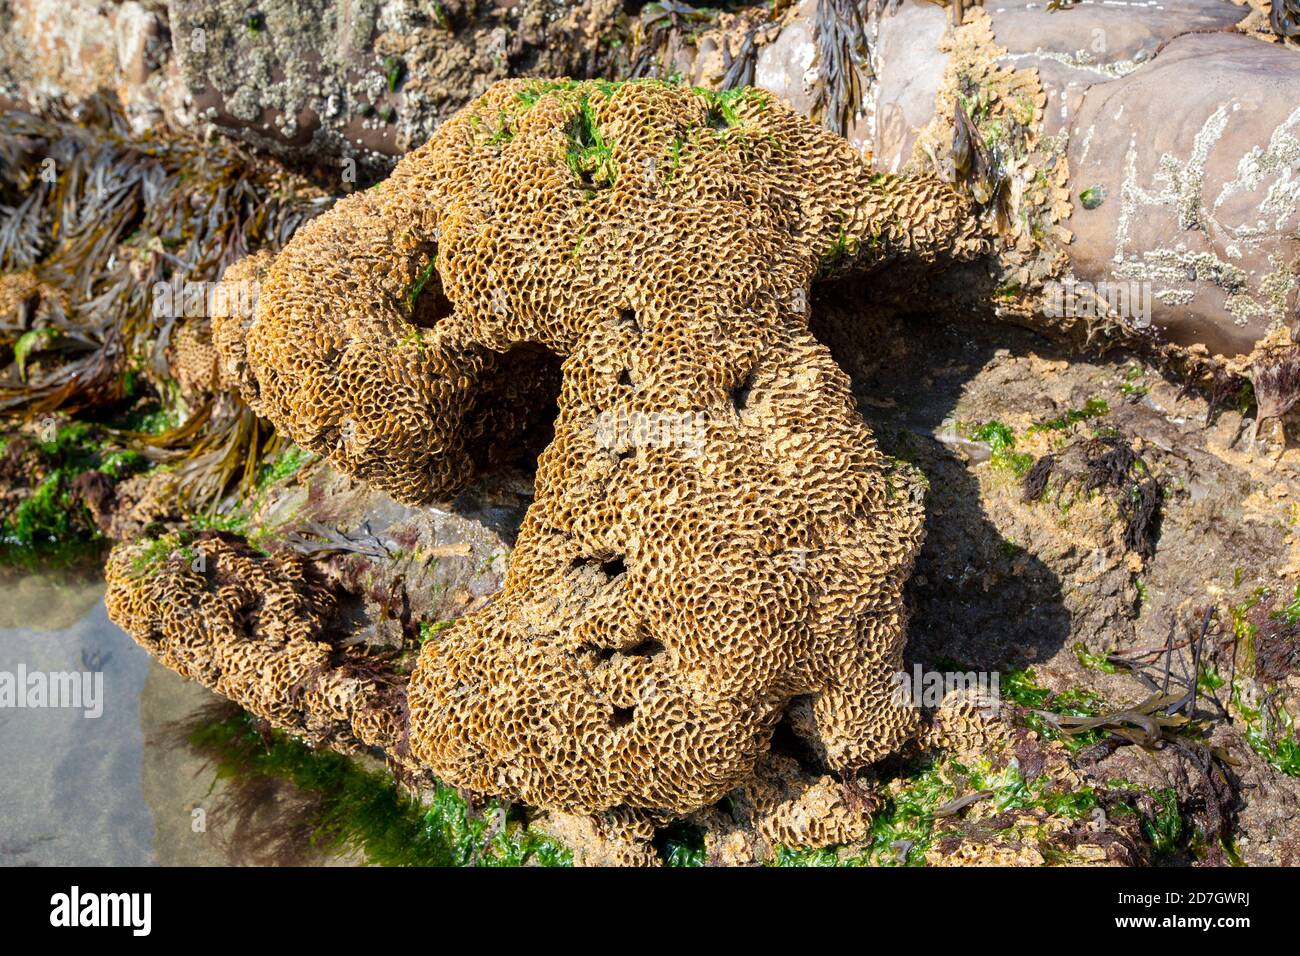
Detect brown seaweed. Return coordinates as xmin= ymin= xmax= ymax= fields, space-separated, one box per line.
xmin=0 ymin=95 xmax=332 ymax=511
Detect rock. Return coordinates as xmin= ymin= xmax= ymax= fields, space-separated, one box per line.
xmin=0 ymin=0 xmax=183 ymax=134
xmin=740 ymin=1 xmax=1300 ymax=360
xmin=1066 ymin=31 xmax=1300 ymax=356
xmin=0 ymin=0 xmax=625 ymax=172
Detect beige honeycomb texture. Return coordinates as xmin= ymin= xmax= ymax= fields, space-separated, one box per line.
xmin=105 ymin=533 xmax=411 ymax=761
xmin=165 ymin=320 xmax=222 ymax=401
xmin=110 ymin=78 xmax=988 ymax=817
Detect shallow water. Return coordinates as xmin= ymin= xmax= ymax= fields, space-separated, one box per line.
xmin=0 ymin=567 xmax=320 ymax=865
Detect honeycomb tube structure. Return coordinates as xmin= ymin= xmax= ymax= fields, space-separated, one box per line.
xmin=110 ymin=79 xmax=988 ymax=815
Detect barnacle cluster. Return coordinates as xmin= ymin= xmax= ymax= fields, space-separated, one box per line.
xmin=165 ymin=321 xmax=223 ymax=403
xmin=109 ymin=78 xmax=987 ymax=817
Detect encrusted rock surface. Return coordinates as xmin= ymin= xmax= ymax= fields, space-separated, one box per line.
xmin=112 ymin=77 xmax=989 ymax=815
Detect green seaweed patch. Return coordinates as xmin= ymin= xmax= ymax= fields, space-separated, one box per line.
xmin=1138 ymin=787 xmax=1183 ymax=856
xmin=864 ymin=757 xmax=948 ymax=865
xmin=1002 ymin=667 xmax=1108 ymax=751
xmin=669 ymin=732 xmax=1110 ymax=866
xmin=188 ymin=509 xmax=251 ymax=536
xmin=694 ymin=87 xmax=759 ymax=129
xmin=862 ymin=751 xmax=1101 ymax=865
xmin=1228 ymin=677 xmax=1300 ymax=776
xmin=13 ymin=327 xmax=61 ymax=380
xmin=382 ymin=56 xmax=405 ymax=93
xmin=1029 ymin=397 xmax=1109 ymax=434
xmin=1119 ymin=363 xmax=1149 ymax=398
xmin=1101 ymin=783 xmax=1207 ymax=860
xmin=489 ymin=110 xmax=514 ymax=145
xmin=965 ymin=420 xmax=1034 ymax=476
xmin=3 ymin=473 xmax=82 ymax=551
xmin=109 ymin=399 xmax=181 ymax=436
xmin=664 ymin=135 xmax=683 ymax=182
xmin=255 ymin=444 xmax=314 ymax=492
xmin=1279 ymin=584 xmax=1300 ymax=626
xmin=1227 ymin=585 xmax=1266 ymax=671
xmin=816 ymin=208 xmax=867 ymax=277
xmin=418 ymin=618 xmax=458 ymax=643
xmin=189 ymin=709 xmax=572 ymax=866
xmin=405 ymin=259 xmax=438 ymax=312
xmin=1000 ymin=667 xmax=1053 ymax=709
xmin=127 ymin=532 xmax=198 ymax=578
xmin=515 ymin=79 xmax=602 ymax=108
xmin=98 ymin=449 xmax=145 ymax=479
xmin=771 ymin=845 xmax=843 ymax=867
xmin=565 ymin=97 xmax=616 ymax=194
xmin=1073 ymin=642 xmax=1118 ymax=674
xmin=0 ymin=420 xmax=148 ymax=563
xmin=658 ymin=820 xmax=707 ymax=866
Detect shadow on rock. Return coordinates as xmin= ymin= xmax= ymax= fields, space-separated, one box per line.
xmin=814 ymin=291 xmax=1072 ymax=674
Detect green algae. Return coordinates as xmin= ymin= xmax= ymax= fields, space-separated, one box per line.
xmin=13 ymin=327 xmax=60 ymax=380
xmin=111 ymin=400 xmax=182 ymax=437
xmin=1074 ymin=641 xmax=1119 ymax=674
xmin=127 ymin=532 xmax=198 ymax=577
xmin=189 ymin=709 xmax=572 ymax=867
xmin=1119 ymin=363 xmax=1149 ymax=398
xmin=859 ymin=751 xmax=1101 ymax=866
xmin=819 ymin=225 xmax=858 ymax=275
xmin=418 ymin=618 xmax=458 ymax=643
xmin=1280 ymin=584 xmax=1300 ymax=626
xmin=1228 ymin=677 xmax=1300 ymax=777
xmin=662 ymin=742 xmax=1108 ymax=868
xmin=4 ymin=473 xmax=79 ymax=550
xmin=1029 ymin=397 xmax=1109 ymax=434
xmin=965 ymin=420 xmax=1034 ymax=476
xmin=659 ymin=820 xmax=708 ymax=866
xmin=695 ymin=87 xmax=750 ymax=129
xmin=188 ymin=509 xmax=251 ymax=535
xmin=255 ymin=444 xmax=314 ymax=491
xmin=382 ymin=56 xmax=405 ymax=93
xmin=0 ymin=419 xmax=148 ymax=565
xmin=1001 ymin=667 xmax=1108 ymax=751
xmin=1079 ymin=186 xmax=1105 ymax=210
xmin=564 ymin=96 xmax=616 ymax=192
xmin=1137 ymin=787 xmax=1183 ymax=857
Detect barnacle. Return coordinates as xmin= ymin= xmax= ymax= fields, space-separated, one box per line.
xmin=109 ymin=78 xmax=988 ymax=818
